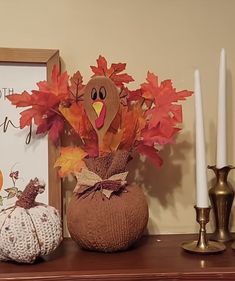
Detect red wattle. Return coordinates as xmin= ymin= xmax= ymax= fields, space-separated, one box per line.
xmin=95 ymin=104 xmax=106 ymax=129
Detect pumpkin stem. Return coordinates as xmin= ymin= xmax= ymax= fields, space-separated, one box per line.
xmin=16 ymin=178 xmax=45 ymax=209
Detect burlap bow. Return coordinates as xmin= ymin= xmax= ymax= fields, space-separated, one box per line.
xmin=74 ymin=168 xmax=128 ymax=199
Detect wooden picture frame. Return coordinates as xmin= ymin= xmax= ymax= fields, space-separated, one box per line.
xmin=0 ymin=47 xmax=62 ymax=215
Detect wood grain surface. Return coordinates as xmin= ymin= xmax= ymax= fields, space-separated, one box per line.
xmin=1 ymin=234 xmax=235 ymax=281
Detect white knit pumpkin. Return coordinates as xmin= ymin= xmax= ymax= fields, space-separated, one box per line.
xmin=0 ymin=178 xmax=62 ymax=263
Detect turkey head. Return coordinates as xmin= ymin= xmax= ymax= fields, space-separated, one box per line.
xmin=83 ymin=76 xmax=120 ymax=145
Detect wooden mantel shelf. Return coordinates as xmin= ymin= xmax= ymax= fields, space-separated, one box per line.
xmin=1 ymin=234 xmax=235 ymax=281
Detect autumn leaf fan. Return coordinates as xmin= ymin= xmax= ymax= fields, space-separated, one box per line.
xmin=8 ymin=56 xmax=192 ymax=252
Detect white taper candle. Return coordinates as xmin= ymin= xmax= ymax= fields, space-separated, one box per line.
xmin=194 ymin=70 xmax=209 ymax=208
xmin=216 ymin=48 xmax=227 ymax=168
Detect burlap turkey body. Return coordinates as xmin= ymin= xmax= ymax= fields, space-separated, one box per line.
xmin=67 ymin=150 xmax=149 ymax=252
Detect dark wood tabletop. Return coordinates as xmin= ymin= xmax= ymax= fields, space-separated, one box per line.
xmin=1 ymin=234 xmax=235 ymax=281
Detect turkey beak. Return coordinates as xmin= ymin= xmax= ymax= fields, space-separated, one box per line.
xmin=92 ymin=101 xmax=106 ymax=129
xmin=92 ymin=101 xmax=103 ymax=117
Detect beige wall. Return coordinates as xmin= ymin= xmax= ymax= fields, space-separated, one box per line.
xmin=1 ymin=0 xmax=235 ymax=235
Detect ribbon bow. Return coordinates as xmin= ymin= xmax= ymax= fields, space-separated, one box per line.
xmin=74 ymin=168 xmax=128 ymax=199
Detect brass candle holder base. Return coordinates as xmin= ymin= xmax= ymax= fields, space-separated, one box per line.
xmin=181 ymin=206 xmax=226 ymax=254
xmin=208 ymin=165 xmax=235 ymax=242
xmin=182 ymin=240 xmax=225 ymax=254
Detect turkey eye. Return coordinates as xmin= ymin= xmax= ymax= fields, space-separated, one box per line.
xmin=99 ymin=87 xmax=106 ymax=100
xmin=91 ymin=88 xmax=97 ymax=100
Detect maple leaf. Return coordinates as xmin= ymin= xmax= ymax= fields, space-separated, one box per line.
xmin=48 ymin=116 xmax=64 ymax=144
xmin=170 ymin=104 xmax=182 ymax=123
xmin=136 ymin=144 xmax=163 ymax=168
xmin=59 ymin=103 xmax=93 ymax=139
xmin=141 ymin=71 xmax=192 ymax=102
xmin=101 ymin=130 xmax=123 ymax=154
xmin=141 ymin=125 xmax=180 ymax=146
xmin=141 ymin=72 xmax=192 ymax=130
xmin=20 ymin=108 xmax=42 ymax=128
xmin=18 ymin=90 xmax=59 ymax=129
xmin=119 ymin=87 xmax=129 ymax=106
xmin=128 ymin=72 xmax=192 ymax=167
xmin=82 ymin=133 xmax=99 ymax=158
xmin=54 ymin=146 xmax=88 ymax=177
xmin=111 ymin=73 xmax=134 ymax=87
xmin=37 ymin=65 xmax=69 ymax=99
xmin=119 ymin=105 xmax=146 ymax=150
xmin=68 ymin=71 xmax=85 ymax=103
xmin=7 ymin=65 xmax=69 ymax=143
xmin=36 ymin=113 xmax=65 ymax=144
xmin=127 ymin=89 xmax=143 ymax=102
xmin=141 ymin=72 xmax=159 ymax=100
xmin=90 ymin=55 xmax=110 ymax=76
xmin=7 ymin=92 xmax=43 ymax=126
xmin=90 ymin=55 xmax=134 ymax=87
xmin=7 ymin=91 xmax=33 ymax=107
xmin=32 ymin=90 xmax=60 ymax=108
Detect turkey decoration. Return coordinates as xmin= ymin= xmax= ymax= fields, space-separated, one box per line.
xmin=83 ymin=76 xmax=120 ymax=146
xmin=7 ymin=56 xmax=192 ymax=252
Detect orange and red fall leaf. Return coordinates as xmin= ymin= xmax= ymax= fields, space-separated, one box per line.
xmin=91 ymin=55 xmax=134 ymax=87
xmin=7 ymin=57 xmax=192 ymax=176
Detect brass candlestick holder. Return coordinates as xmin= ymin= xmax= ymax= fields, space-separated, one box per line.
xmin=181 ymin=206 xmax=226 ymax=254
xmin=208 ymin=165 xmax=235 ymax=242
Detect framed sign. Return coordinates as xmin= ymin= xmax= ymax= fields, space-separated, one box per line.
xmin=0 ymin=48 xmax=62 ymax=215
